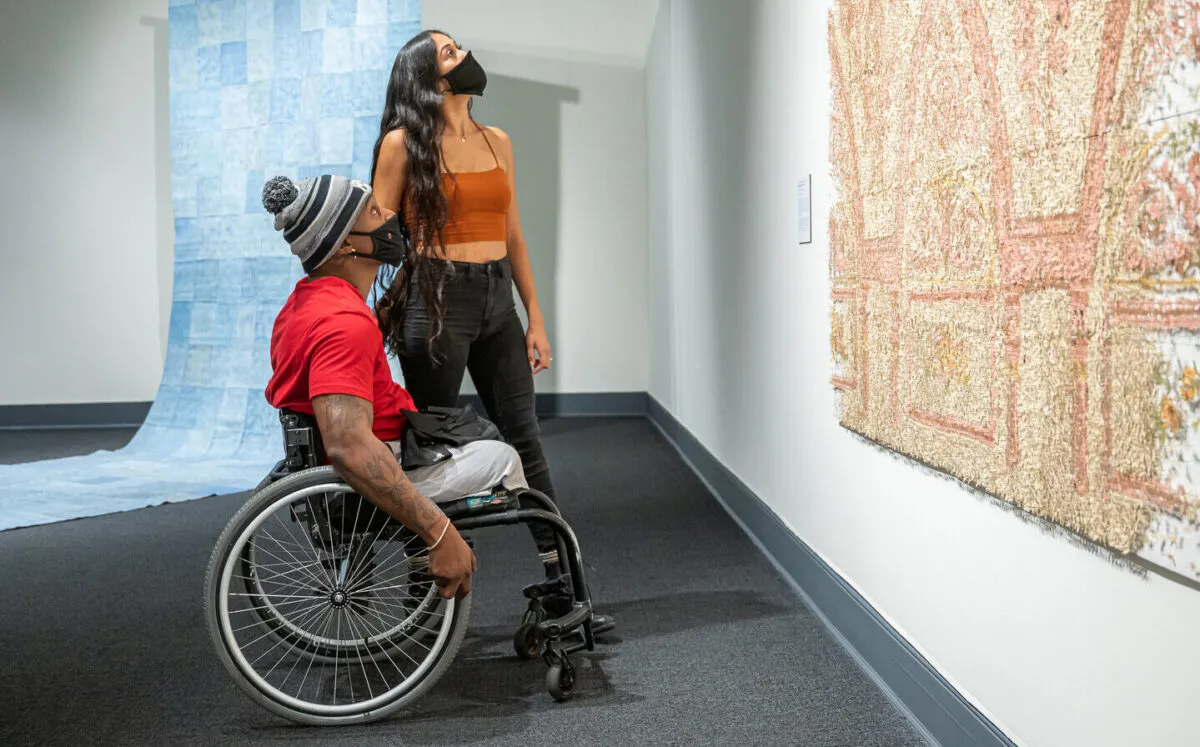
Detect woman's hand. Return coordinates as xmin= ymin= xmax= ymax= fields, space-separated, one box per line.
xmin=526 ymin=320 xmax=552 ymax=374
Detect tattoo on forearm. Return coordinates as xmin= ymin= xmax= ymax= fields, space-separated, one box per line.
xmin=359 ymin=447 xmax=442 ymax=529
xmin=314 ymin=394 xmax=443 ymax=539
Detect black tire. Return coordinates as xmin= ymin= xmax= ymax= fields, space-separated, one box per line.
xmin=205 ymin=466 xmax=471 ymax=726
xmin=546 ymin=659 xmax=575 ymax=702
xmin=513 ymin=622 xmax=542 ymax=660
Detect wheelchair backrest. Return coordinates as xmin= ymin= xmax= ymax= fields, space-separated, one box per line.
xmin=278 ymin=409 xmax=325 ymax=472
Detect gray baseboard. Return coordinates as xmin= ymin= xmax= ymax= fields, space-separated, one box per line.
xmin=646 ymin=397 xmax=1015 ymax=747
xmin=0 ymin=393 xmax=648 ymax=432
xmin=460 ymin=391 xmax=650 ymax=418
xmin=0 ymin=401 xmax=152 ymax=430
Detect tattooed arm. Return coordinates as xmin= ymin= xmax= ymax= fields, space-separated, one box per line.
xmin=313 ymin=393 xmax=446 ymax=541
xmin=313 ymin=393 xmax=476 ymax=598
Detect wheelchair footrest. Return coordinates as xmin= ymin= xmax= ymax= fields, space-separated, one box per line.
xmin=522 ymin=574 xmax=572 ymax=601
xmin=537 ymin=603 xmax=591 ymax=639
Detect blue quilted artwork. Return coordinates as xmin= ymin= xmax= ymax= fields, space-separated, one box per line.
xmin=0 ymin=0 xmax=421 ymax=532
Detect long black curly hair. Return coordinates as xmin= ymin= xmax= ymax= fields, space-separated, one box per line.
xmin=370 ymin=29 xmax=473 ymax=364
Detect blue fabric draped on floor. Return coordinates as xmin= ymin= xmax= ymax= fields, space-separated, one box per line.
xmin=0 ymin=0 xmax=420 ymax=532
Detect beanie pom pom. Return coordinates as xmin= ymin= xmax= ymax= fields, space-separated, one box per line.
xmin=262 ymin=176 xmax=298 ymax=215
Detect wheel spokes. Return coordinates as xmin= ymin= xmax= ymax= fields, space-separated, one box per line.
xmin=215 ymin=484 xmax=456 ymax=716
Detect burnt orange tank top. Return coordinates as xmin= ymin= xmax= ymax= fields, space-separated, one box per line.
xmin=439 ymin=164 xmax=510 ymax=244
xmin=394 ymin=128 xmax=505 ymax=246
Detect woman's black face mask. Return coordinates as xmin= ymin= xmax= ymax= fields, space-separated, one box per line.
xmin=348 ymin=214 xmax=407 ymax=266
xmin=443 ymin=50 xmax=487 ymax=96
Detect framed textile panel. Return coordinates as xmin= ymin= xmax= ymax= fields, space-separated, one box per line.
xmin=829 ymin=0 xmax=1200 ymax=585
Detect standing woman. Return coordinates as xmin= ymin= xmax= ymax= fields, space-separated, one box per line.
xmin=369 ymin=31 xmax=566 ymax=589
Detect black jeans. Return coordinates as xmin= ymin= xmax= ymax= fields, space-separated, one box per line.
xmin=397 ymin=258 xmax=559 ymax=556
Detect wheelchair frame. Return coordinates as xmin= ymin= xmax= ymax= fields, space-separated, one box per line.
xmin=208 ymin=409 xmax=606 ymax=725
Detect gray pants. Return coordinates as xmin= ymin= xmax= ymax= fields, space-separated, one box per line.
xmin=386 ymin=439 xmax=528 ymax=504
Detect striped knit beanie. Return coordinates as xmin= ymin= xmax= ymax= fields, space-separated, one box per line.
xmin=261 ymin=174 xmax=372 ymax=273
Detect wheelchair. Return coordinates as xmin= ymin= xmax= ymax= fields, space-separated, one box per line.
xmin=204 ymin=409 xmax=612 ymax=726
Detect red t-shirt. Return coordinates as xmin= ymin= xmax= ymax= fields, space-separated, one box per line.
xmin=265 ymin=276 xmax=415 ymax=442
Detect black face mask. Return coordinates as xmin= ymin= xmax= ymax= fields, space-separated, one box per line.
xmin=347 ymin=214 xmax=407 ymax=266
xmin=443 ymin=50 xmax=487 ymax=97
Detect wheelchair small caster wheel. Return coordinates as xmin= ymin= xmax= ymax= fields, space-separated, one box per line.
xmin=546 ymin=659 xmax=575 ymax=702
xmin=513 ymin=622 xmax=542 ymax=660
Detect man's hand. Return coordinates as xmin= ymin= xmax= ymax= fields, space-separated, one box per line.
xmin=427 ymin=521 xmax=477 ymax=599
xmin=313 ymin=394 xmax=476 ymax=598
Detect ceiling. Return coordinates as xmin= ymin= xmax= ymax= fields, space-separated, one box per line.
xmin=423 ymin=0 xmax=663 ymax=67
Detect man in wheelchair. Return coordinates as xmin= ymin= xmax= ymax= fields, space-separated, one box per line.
xmin=202 ymin=174 xmax=611 ymax=722
xmin=258 ymin=172 xmax=530 ymax=600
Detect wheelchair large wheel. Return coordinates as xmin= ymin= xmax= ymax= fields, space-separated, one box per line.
xmin=240 ymin=493 xmax=442 ymax=665
xmin=239 ymin=531 xmax=442 ymax=666
xmin=205 ymin=467 xmax=470 ymax=726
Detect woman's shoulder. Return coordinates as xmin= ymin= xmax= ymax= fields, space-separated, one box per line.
xmin=481 ymin=125 xmax=511 ymax=145
xmin=480 ymin=126 xmax=513 ymax=166
xmin=380 ymin=127 xmax=408 ymax=152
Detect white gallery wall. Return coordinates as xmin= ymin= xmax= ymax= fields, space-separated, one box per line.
xmin=645 ymin=2 xmax=1200 ymax=746
xmin=0 ymin=0 xmax=652 ymax=406
xmin=0 ymin=0 xmax=173 ymax=406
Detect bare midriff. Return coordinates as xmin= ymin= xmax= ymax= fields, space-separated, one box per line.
xmin=441 ymin=239 xmax=508 ymax=263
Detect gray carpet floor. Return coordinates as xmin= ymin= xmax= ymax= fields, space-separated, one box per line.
xmin=0 ymin=427 xmax=135 ymax=464
xmin=0 ymin=418 xmax=928 ymax=746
